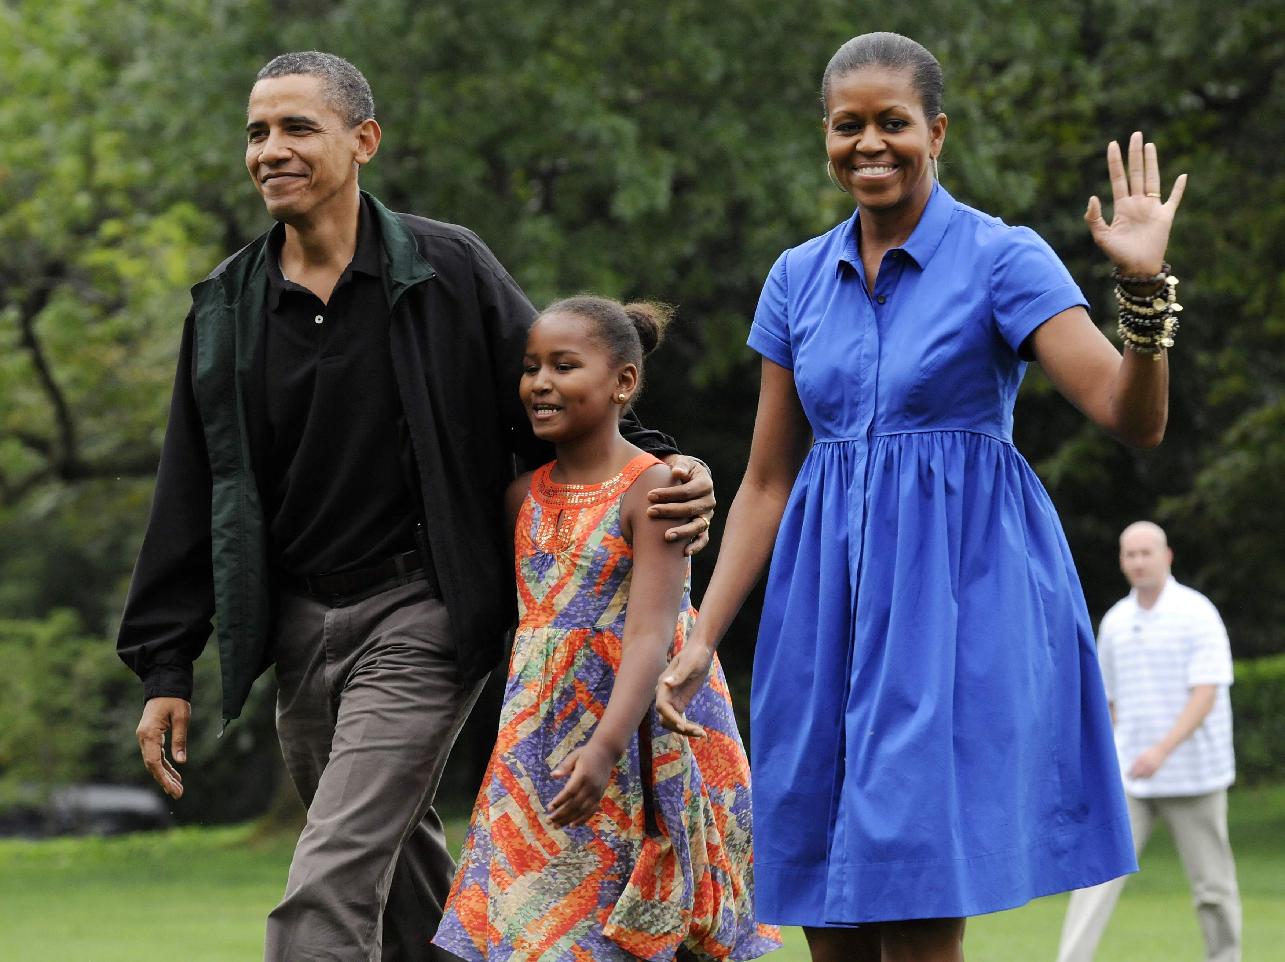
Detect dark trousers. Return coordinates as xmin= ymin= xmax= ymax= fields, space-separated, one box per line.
xmin=264 ymin=578 xmax=484 ymax=962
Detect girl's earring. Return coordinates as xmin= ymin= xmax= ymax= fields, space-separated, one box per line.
xmin=825 ymin=160 xmax=847 ymax=193
xmin=616 ymin=393 xmax=629 ymax=403
xmin=932 ymin=154 xmax=940 ymax=182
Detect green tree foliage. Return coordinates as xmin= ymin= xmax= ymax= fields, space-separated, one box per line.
xmin=0 ymin=0 xmax=1282 ymax=817
xmin=0 ymin=612 xmax=125 ymax=803
xmin=0 ymin=610 xmax=284 ymax=824
xmin=1232 ymin=653 xmax=1285 ymax=785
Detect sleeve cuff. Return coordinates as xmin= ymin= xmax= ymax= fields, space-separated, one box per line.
xmin=141 ymin=663 xmax=195 ymax=702
xmin=747 ymin=325 xmax=793 ymax=370
xmin=1187 ymin=672 xmax=1233 ymax=688
xmin=1002 ymin=283 xmax=1088 ymax=354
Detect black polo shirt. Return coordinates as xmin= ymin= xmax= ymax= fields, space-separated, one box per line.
xmin=262 ymin=198 xmax=419 ymax=576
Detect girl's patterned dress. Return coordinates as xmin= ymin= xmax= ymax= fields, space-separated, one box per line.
xmin=433 ymin=453 xmax=779 ymax=962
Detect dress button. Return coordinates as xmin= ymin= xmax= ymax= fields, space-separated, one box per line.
xmin=314 ymin=314 xmax=324 ymax=324
xmin=876 ymin=295 xmax=887 ymax=304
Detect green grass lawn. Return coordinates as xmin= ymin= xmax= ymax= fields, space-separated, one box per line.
xmin=2 ymin=784 xmax=1282 ymax=961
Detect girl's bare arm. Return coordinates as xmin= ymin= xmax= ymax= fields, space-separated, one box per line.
xmin=549 ymin=462 xmax=689 ymax=825
xmin=504 ymin=471 xmax=534 ymax=540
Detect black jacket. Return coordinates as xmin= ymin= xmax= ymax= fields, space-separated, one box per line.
xmin=117 ymin=193 xmax=677 ymax=722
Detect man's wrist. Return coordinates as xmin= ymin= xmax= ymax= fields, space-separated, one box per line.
xmin=662 ymin=453 xmax=712 ymax=480
xmin=686 ymin=456 xmax=712 ymax=479
xmin=141 ymin=663 xmax=195 ymax=703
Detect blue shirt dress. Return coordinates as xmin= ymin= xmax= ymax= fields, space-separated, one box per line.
xmin=746 ymin=184 xmax=1136 ymax=925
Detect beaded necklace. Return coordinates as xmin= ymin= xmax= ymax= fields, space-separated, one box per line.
xmin=529 ymin=456 xmax=655 ymax=556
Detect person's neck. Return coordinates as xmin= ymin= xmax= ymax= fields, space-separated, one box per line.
xmin=279 ymin=188 xmax=362 ymax=281
xmin=551 ymin=428 xmax=639 ymax=485
xmin=1135 ymin=577 xmax=1169 ymax=610
xmin=857 ymin=184 xmax=932 ymax=252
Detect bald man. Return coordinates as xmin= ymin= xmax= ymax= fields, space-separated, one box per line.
xmin=1056 ymin=521 xmax=1241 ymax=962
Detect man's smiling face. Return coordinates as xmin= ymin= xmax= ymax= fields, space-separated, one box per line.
xmin=244 ymin=74 xmax=369 ymax=226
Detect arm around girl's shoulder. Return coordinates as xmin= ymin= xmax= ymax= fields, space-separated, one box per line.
xmin=623 ymin=463 xmax=695 ymax=559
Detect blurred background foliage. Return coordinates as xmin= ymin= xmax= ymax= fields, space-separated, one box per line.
xmin=1 ymin=0 xmax=1282 ymax=820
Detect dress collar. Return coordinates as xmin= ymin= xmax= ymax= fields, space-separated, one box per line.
xmin=836 ymin=181 xmax=955 ymax=275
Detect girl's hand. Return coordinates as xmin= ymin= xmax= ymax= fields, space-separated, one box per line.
xmin=549 ymin=741 xmax=616 ymax=827
xmin=1084 ymin=131 xmax=1187 ymax=278
xmin=656 ymin=640 xmax=714 ymax=737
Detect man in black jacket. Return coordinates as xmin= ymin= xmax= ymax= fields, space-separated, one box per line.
xmin=118 ymin=52 xmax=713 ymax=962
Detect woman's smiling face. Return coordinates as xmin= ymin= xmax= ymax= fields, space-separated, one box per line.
xmin=824 ymin=65 xmax=946 ymax=217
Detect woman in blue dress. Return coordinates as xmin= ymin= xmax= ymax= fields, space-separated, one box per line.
xmin=655 ymin=32 xmax=1187 ymax=962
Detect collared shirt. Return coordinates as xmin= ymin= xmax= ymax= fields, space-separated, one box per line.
xmin=118 ymin=192 xmax=683 ymax=708
xmin=1098 ymin=577 xmax=1235 ymax=797
xmin=748 ymin=183 xmax=1087 ymax=445
xmin=261 ymin=196 xmax=419 ymax=575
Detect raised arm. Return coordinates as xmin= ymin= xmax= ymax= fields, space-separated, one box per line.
xmin=1029 ymin=304 xmax=1169 ymax=447
xmin=1029 ymin=131 xmax=1187 ymax=448
xmin=656 ymin=358 xmax=811 ymax=734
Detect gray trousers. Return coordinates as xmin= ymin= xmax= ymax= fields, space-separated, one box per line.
xmin=1056 ymin=789 xmax=1241 ymax=962
xmin=264 ymin=578 xmax=484 ymax=962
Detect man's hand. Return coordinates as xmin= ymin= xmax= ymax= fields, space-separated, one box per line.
xmin=136 ymin=697 xmax=191 ymax=800
xmin=1128 ymin=744 xmax=1169 ymax=780
xmin=548 ymin=741 xmax=616 ymax=827
xmin=650 ymin=455 xmax=715 ymax=556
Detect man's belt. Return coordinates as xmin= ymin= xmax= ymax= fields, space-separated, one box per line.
xmin=281 ymin=549 xmax=426 ymax=602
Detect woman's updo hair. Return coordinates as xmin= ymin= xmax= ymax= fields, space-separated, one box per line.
xmin=538 ymin=294 xmax=673 ymax=395
xmin=820 ymin=32 xmax=943 ymax=121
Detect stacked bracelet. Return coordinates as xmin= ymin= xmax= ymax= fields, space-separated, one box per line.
xmin=1112 ymin=262 xmax=1182 ymax=360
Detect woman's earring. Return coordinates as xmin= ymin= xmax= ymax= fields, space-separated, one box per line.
xmin=616 ymin=393 xmax=629 ymax=403
xmin=825 ymin=160 xmax=847 ymax=193
xmin=931 ymin=154 xmax=940 ymax=182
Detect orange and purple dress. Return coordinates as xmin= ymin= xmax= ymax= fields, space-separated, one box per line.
xmin=433 ymin=453 xmax=780 ymax=962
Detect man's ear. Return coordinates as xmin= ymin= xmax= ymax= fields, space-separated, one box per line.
xmin=354 ymin=118 xmax=382 ymax=166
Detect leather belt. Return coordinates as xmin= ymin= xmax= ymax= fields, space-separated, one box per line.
xmin=281 ymin=549 xmax=428 ymax=604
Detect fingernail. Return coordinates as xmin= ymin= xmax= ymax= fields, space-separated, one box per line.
xmin=176 ymin=750 xmax=186 ymax=762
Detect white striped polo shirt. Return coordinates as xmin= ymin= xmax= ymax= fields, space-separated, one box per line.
xmin=1097 ymin=577 xmax=1235 ymax=798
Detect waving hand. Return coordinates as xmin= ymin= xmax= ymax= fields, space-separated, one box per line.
xmin=1084 ymin=131 xmax=1187 ymax=277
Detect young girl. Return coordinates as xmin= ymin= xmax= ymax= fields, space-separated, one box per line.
xmin=432 ymin=296 xmax=780 ymax=962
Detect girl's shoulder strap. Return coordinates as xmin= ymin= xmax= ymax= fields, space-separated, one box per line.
xmin=617 ymin=451 xmax=665 ymax=491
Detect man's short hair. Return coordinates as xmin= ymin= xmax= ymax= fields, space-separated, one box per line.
xmin=255 ymin=51 xmax=374 ymax=127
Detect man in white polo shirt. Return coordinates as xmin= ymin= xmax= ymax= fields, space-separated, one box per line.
xmin=1056 ymin=520 xmax=1241 ymax=962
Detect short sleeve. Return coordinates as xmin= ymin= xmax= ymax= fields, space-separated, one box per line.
xmin=747 ymin=252 xmax=793 ymax=370
xmin=989 ymin=226 xmax=1088 ymax=354
xmin=1096 ymin=614 xmax=1118 ymax=702
xmin=1186 ymin=598 xmax=1234 ymax=687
